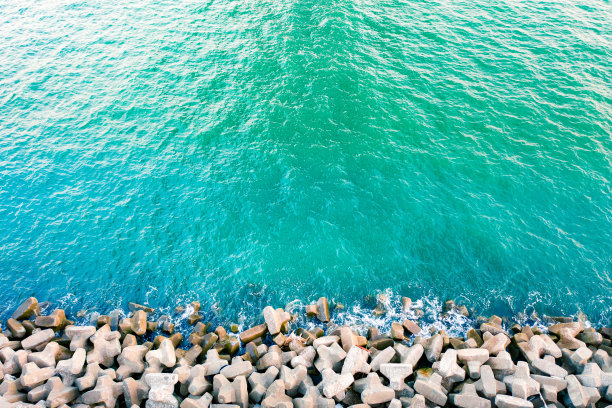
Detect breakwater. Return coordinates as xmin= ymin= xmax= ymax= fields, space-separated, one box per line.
xmin=0 ymin=297 xmax=610 ymax=407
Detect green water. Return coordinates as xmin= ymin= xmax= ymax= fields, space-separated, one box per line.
xmin=0 ymin=0 xmax=610 ymax=327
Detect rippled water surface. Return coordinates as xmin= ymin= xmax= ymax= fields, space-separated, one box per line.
xmin=1 ymin=0 xmax=611 ymax=326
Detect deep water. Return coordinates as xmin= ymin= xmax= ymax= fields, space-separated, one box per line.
xmin=0 ymin=0 xmax=611 ymax=328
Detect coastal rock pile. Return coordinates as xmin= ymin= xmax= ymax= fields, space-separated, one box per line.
xmin=0 ymin=297 xmax=611 ymax=408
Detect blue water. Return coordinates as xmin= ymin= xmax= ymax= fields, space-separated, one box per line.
xmin=0 ymin=0 xmax=611 ymax=328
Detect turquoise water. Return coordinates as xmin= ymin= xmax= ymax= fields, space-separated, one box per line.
xmin=0 ymin=0 xmax=611 ymax=327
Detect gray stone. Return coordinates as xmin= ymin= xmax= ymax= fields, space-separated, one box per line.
xmin=81 ymin=374 xmax=123 ymax=408
xmin=116 ymin=345 xmax=148 ymax=380
xmin=503 ymin=362 xmax=540 ymax=399
xmin=481 ymin=333 xmax=510 ymax=356
xmin=380 ymin=363 xmax=413 ymax=392
xmin=449 ymin=383 xmax=491 ymax=408
xmin=564 ymin=374 xmax=600 ymax=408
xmin=279 ymin=365 xmax=307 ymax=397
xmin=45 ymin=377 xmax=79 ymax=408
xmin=457 ymin=348 xmax=489 ymax=379
xmin=494 ymin=394 xmax=533 ymax=408
xmin=341 ymin=346 xmax=370 ymax=376
xmin=290 ymin=346 xmax=316 ymax=369
xmin=21 ymin=330 xmax=55 ymax=351
xmin=576 ymin=362 xmax=612 ymax=388
xmin=531 ymin=357 xmax=568 ymax=378
xmin=123 ymin=377 xmax=150 ymax=408
xmin=262 ymin=307 xmax=291 ymax=336
xmin=146 ymin=338 xmax=177 ymax=372
xmin=181 ymin=393 xmax=213 ymax=408
xmin=87 ymin=325 xmax=121 ymax=368
xmin=370 ymin=346 xmax=395 ymax=372
xmin=261 ymin=380 xmax=293 ymax=408
xmin=486 ymin=351 xmax=516 ymax=379
xmin=474 ymin=365 xmax=506 ymax=399
xmin=75 ymin=362 xmax=101 ymax=391
xmin=413 ymin=372 xmax=447 ymax=406
xmin=64 ymin=326 xmax=96 ymax=351
xmin=435 ymin=349 xmax=465 ymax=384
xmin=248 ymin=366 xmax=279 ymax=403
xmin=19 ymin=362 xmax=55 ymax=388
xmin=145 ymin=373 xmax=179 ymax=408
xmin=395 ymin=343 xmax=424 ymax=367
xmin=56 ymin=348 xmax=86 ymax=386
xmin=219 ymin=357 xmax=253 ymax=380
xmin=314 ymin=342 xmax=346 ymax=373
xmin=353 ymin=372 xmax=395 ymax=405
xmin=319 ymin=368 xmax=354 ymax=400
xmin=294 ymin=386 xmax=334 ymax=408
xmin=202 ymin=349 xmax=229 ymax=376
xmin=423 ymin=334 xmax=443 ymax=362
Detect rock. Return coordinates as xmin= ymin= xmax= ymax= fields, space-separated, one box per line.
xmin=413 ymin=372 xmax=447 ymax=406
xmin=402 ymin=320 xmax=421 ymax=336
xmin=341 ymin=346 xmax=370 ymax=376
xmin=145 ymin=373 xmax=179 ymax=408
xmin=486 ymin=350 xmax=516 ymax=379
xmin=123 ymin=377 xmax=150 ymax=408
xmin=290 ymin=346 xmax=316 ymax=369
xmin=353 ymin=372 xmax=394 ymax=405
xmin=564 ymin=374 xmax=600 ymax=408
xmin=314 ymin=342 xmax=346 ymax=372
xmin=338 ymin=327 xmax=360 ymax=352
xmin=27 ymin=342 xmax=60 ymax=368
xmin=220 ymin=357 xmax=253 ymax=380
xmin=391 ymin=323 xmax=404 ymax=341
xmin=75 ymin=363 xmax=102 ymax=391
xmin=531 ymin=357 xmax=568 ymax=378
xmin=370 ymin=346 xmax=395 ymax=372
xmin=181 ymin=393 xmax=213 ymax=408
xmin=261 ymin=379 xmax=293 ymax=408
xmin=576 ymin=362 xmax=612 ymax=388
xmin=129 ymin=310 xmax=148 ymax=336
xmin=530 ymin=374 xmax=566 ymax=404
xmin=35 ymin=309 xmax=67 ymax=329
xmin=312 ymin=336 xmax=339 ymax=349
xmin=306 ymin=298 xmax=330 ymax=323
xmin=319 ymin=368 xmax=354 ymax=400
xmin=257 ymin=348 xmax=283 ymax=371
xmin=19 ymin=362 xmax=55 ymax=388
xmin=64 ymin=326 xmax=96 ymax=351
xmin=481 ymin=333 xmax=510 ymax=355
xmin=12 ymin=298 xmax=39 ymax=321
xmin=21 ymin=330 xmax=55 ymax=350
xmin=494 ymin=394 xmax=533 ymax=408
xmin=56 ymin=348 xmax=86 ymax=385
xmin=563 ymin=346 xmax=593 ymax=372
xmin=248 ymin=366 xmax=279 ymax=403
xmin=449 ymin=383 xmax=490 ymax=408
xmin=117 ymin=345 xmax=148 ymax=380
xmin=279 ymin=365 xmax=307 ymax=397
xmin=481 ymin=316 xmax=506 ymax=336
xmin=129 ymin=302 xmax=155 ymax=314
xmin=380 ymin=363 xmax=413 ymax=391
xmin=81 ymin=374 xmax=123 ymax=408
xmin=87 ymin=325 xmax=121 ymax=367
xmin=423 ymin=334 xmax=443 ymax=362
xmin=6 ymin=320 xmax=26 ymax=339
xmin=503 ymin=361 xmax=540 ymax=399
xmin=262 ymin=307 xmax=291 ymax=336
xmin=294 ymin=386 xmax=334 ymax=408
xmin=435 ymin=349 xmax=465 ymax=384
xmin=1 ymin=375 xmax=28 ymax=403
xmin=474 ymin=365 xmax=506 ymax=399
xmin=212 ymin=374 xmax=248 ymax=408
xmin=457 ymin=348 xmax=489 ymax=379
xmin=45 ymin=377 xmax=79 ymax=408
xmin=146 ymin=338 xmax=177 ymax=372
xmin=238 ymin=324 xmax=267 ymax=344
xmin=395 ymin=343 xmax=424 ymax=367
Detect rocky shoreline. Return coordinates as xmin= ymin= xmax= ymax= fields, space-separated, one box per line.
xmin=0 ymin=297 xmax=610 ymax=408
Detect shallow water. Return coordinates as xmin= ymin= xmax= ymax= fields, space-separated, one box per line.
xmin=0 ymin=0 xmax=611 ymax=327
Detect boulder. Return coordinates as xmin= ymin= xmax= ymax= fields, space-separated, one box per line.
xmin=145 ymin=373 xmax=179 ymax=408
